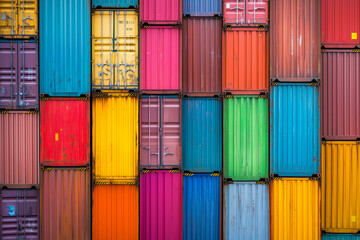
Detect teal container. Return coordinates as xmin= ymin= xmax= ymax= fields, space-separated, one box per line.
xmin=322 ymin=234 xmax=360 ymax=240
xmin=92 ymin=0 xmax=138 ymax=8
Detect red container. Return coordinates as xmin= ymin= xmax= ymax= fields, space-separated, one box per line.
xmin=140 ymin=0 xmax=181 ymax=24
xmin=0 ymin=111 xmax=39 ymax=187
xmin=321 ymin=50 xmax=360 ymax=140
xmin=270 ymin=0 xmax=320 ymax=81
xmin=321 ymin=0 xmax=360 ymax=48
xmin=40 ymin=98 xmax=90 ymax=166
xmin=182 ymin=18 xmax=221 ymax=96
xmin=140 ymin=170 xmax=182 ymax=240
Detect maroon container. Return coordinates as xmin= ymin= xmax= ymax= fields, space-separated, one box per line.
xmin=321 ymin=50 xmax=360 ymax=140
xmin=0 ymin=189 xmax=40 ymax=240
xmin=0 ymin=42 xmax=38 ymax=110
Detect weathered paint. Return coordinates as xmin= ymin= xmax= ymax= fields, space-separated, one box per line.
xmin=270 ymin=83 xmax=320 ymax=176
xmin=0 ymin=112 xmax=38 ymax=186
xmin=182 ymin=98 xmax=222 ymax=172
xmin=321 ymin=50 xmax=360 ymax=140
xmin=140 ymin=96 xmax=181 ymax=169
xmin=224 ymin=182 xmax=269 ymax=240
xmin=92 ymin=93 xmax=138 ymax=183
xmin=140 ymin=0 xmax=181 ymax=24
xmin=40 ymin=98 xmax=90 ymax=166
xmin=92 ymin=10 xmax=139 ymax=91
xmin=92 ymin=185 xmax=139 ymax=240
xmin=183 ymin=174 xmax=220 ymax=240
xmin=322 ymin=234 xmax=360 ymax=240
xmin=183 ymin=0 xmax=222 ymax=16
xmin=322 ymin=141 xmax=360 ymax=233
xmin=92 ymin=0 xmax=138 ymax=8
xmin=224 ymin=95 xmax=268 ymax=180
xmin=40 ymin=0 xmax=90 ymax=96
xmin=271 ymin=178 xmax=320 ymax=240
xmin=140 ymin=170 xmax=182 ymax=240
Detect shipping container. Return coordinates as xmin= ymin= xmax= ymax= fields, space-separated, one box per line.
xmin=0 ymin=0 xmax=38 ymax=37
xmin=40 ymin=98 xmax=90 ymax=166
xmin=140 ymin=0 xmax=181 ymax=24
xmin=224 ymin=95 xmax=268 ymax=180
xmin=270 ymin=0 xmax=320 ymax=81
xmin=183 ymin=0 xmax=222 ymax=16
xmin=222 ymin=29 xmax=268 ymax=95
xmin=0 ymin=189 xmax=39 ymax=239
xmin=40 ymin=0 xmax=90 ymax=96
xmin=321 ymin=50 xmax=360 ymax=140
xmin=270 ymin=83 xmax=320 ymax=176
xmin=92 ymin=0 xmax=138 ymax=8
xmin=322 ymin=234 xmax=360 ymax=240
xmin=223 ymin=182 xmax=269 ymax=240
xmin=92 ymin=185 xmax=139 ymax=240
xmin=182 ymin=19 xmax=221 ymax=96
xmin=40 ymin=168 xmax=91 ymax=240
xmin=322 ymin=141 xmax=360 ymax=233
xmin=271 ymin=178 xmax=320 ymax=240
xmin=140 ymin=170 xmax=182 ymax=240
xmin=140 ymin=96 xmax=181 ymax=169
xmin=92 ymin=10 xmax=139 ymax=91
xmin=321 ymin=0 xmax=360 ymax=48
xmin=0 ymin=111 xmax=38 ymax=187
xmin=183 ymin=174 xmax=220 ymax=240
xmin=93 ymin=92 xmax=138 ymax=183
xmin=140 ymin=26 xmax=180 ymax=92
xmin=182 ymin=98 xmax=222 ymax=172
xmin=0 ymin=41 xmax=38 ymax=110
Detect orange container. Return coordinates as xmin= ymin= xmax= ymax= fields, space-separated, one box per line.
xmin=92 ymin=185 xmax=139 ymax=240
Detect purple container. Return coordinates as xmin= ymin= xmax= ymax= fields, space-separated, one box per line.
xmin=0 ymin=189 xmax=40 ymax=240
xmin=0 ymin=42 xmax=38 ymax=110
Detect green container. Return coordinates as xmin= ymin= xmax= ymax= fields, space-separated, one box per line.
xmin=224 ymin=95 xmax=269 ymax=180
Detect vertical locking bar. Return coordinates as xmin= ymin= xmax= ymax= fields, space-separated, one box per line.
xmin=101 ymin=10 xmax=104 ymax=88
xmin=109 ymin=10 xmax=112 ymax=88
xmin=124 ymin=10 xmax=127 ymax=88
xmin=117 ymin=10 xmax=119 ymax=88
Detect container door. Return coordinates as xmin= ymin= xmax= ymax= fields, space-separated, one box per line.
xmin=246 ymin=0 xmax=268 ymax=25
xmin=0 ymin=0 xmax=17 ymax=36
xmin=224 ymin=0 xmax=246 ymax=25
xmin=161 ymin=97 xmax=181 ymax=167
xmin=0 ymin=42 xmax=17 ymax=108
xmin=18 ymin=0 xmax=37 ymax=36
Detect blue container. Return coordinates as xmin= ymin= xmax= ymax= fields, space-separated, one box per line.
xmin=270 ymin=82 xmax=320 ymax=176
xmin=183 ymin=174 xmax=220 ymax=240
xmin=224 ymin=182 xmax=269 ymax=240
xmin=182 ymin=98 xmax=222 ymax=172
xmin=322 ymin=234 xmax=360 ymax=240
xmin=183 ymin=0 xmax=222 ymax=17
xmin=92 ymin=0 xmax=138 ymax=8
xmin=40 ymin=0 xmax=91 ymax=96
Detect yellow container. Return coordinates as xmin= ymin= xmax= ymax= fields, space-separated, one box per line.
xmin=0 ymin=0 xmax=38 ymax=37
xmin=92 ymin=10 xmax=138 ymax=90
xmin=322 ymin=141 xmax=360 ymax=233
xmin=92 ymin=92 xmax=138 ymax=183
xmin=271 ymin=178 xmax=320 ymax=240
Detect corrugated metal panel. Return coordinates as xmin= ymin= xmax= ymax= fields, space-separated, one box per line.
xmin=270 ymin=0 xmax=320 ymax=81
xmin=270 ymin=83 xmax=320 ymax=176
xmin=0 ymin=41 xmax=38 ymax=109
xmin=223 ymin=182 xmax=269 ymax=240
xmin=0 ymin=0 xmax=38 ymax=37
xmin=183 ymin=174 xmax=220 ymax=240
xmin=321 ymin=50 xmax=360 ymax=140
xmin=140 ymin=96 xmax=181 ymax=169
xmin=140 ymin=26 xmax=180 ymax=92
xmin=40 ymin=168 xmax=91 ymax=240
xmin=40 ymin=0 xmax=90 ymax=96
xmin=223 ymin=29 xmax=268 ymax=94
xmin=271 ymin=178 xmax=320 ymax=240
xmin=321 ymin=0 xmax=360 ymax=48
xmin=0 ymin=112 xmax=39 ymax=186
xmin=322 ymin=234 xmax=360 ymax=240
xmin=0 ymin=189 xmax=39 ymax=239
xmin=183 ymin=0 xmax=222 ymax=16
xmin=92 ymin=185 xmax=139 ymax=240
xmin=182 ymin=19 xmax=221 ymax=95
xmin=92 ymin=10 xmax=139 ymax=91
xmin=223 ymin=0 xmax=269 ymax=26
xmin=140 ymin=0 xmax=181 ymax=24
xmin=140 ymin=170 xmax=182 ymax=240
xmin=224 ymin=96 xmax=268 ymax=180
xmin=93 ymin=93 xmax=138 ymax=183
xmin=321 ymin=141 xmax=360 ymax=233
xmin=92 ymin=0 xmax=138 ymax=8
xmin=182 ymin=98 xmax=222 ymax=172
xmin=40 ymin=98 xmax=90 ymax=166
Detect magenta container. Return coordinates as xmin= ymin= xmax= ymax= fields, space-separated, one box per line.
xmin=140 ymin=170 xmax=182 ymax=240
xmin=140 ymin=0 xmax=181 ymax=24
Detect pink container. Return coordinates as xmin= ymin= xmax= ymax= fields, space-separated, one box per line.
xmin=140 ymin=170 xmax=182 ymax=240
xmin=140 ymin=0 xmax=181 ymax=24
xmin=141 ymin=26 xmax=180 ymax=93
